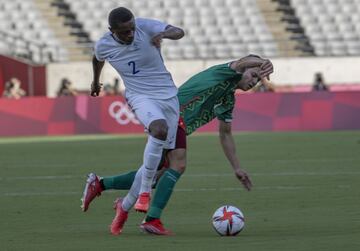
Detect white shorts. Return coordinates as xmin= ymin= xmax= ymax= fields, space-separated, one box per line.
xmin=126 ymin=95 xmax=179 ymax=149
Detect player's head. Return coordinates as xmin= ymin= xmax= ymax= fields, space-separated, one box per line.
xmin=236 ymin=67 xmax=261 ymax=91
xmin=234 ymin=54 xmax=263 ymax=91
xmin=108 ymin=7 xmax=135 ymax=44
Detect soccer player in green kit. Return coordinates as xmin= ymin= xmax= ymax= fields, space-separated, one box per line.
xmin=81 ymin=54 xmax=274 ymax=235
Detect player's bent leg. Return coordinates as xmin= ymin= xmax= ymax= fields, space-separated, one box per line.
xmin=143 ymin=126 xmax=187 ymax=233
xmin=81 ymin=173 xmax=103 ymax=212
xmin=144 ymin=149 xmax=186 ymax=230
xmin=168 ymin=125 xmax=187 ymax=175
xmin=102 ymin=171 xmax=137 ymax=190
xmin=110 ymin=197 xmax=128 ymax=235
xmin=136 ymin=119 xmax=168 ymax=212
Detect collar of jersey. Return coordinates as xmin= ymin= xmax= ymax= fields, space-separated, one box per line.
xmin=111 ymin=33 xmax=128 ymax=45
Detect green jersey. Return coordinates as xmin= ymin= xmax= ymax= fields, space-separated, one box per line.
xmin=178 ymin=63 xmax=243 ymax=135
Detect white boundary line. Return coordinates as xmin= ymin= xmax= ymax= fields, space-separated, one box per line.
xmin=1 ymin=157 xmax=358 ymax=170
xmin=1 ymin=185 xmax=352 ymax=197
xmin=1 ymin=171 xmax=360 ymax=181
xmin=1 ymin=131 xmax=358 ymax=144
xmin=0 ymin=134 xmax=146 ymax=144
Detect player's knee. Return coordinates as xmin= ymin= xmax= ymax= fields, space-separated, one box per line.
xmin=167 ymin=148 xmax=186 ymax=171
xmin=172 ymin=164 xmax=186 ymax=174
xmin=168 ymin=150 xmax=186 ymax=174
xmin=149 ymin=119 xmax=168 ymax=140
xmin=153 ymin=126 xmax=168 ymax=140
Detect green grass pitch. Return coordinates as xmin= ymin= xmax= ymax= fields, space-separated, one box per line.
xmin=0 ymin=131 xmax=359 ymax=251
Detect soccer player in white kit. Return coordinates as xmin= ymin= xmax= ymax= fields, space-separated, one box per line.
xmin=87 ymin=7 xmax=184 ymax=235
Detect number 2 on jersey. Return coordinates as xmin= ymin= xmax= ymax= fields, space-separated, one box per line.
xmin=128 ymin=61 xmax=140 ymax=74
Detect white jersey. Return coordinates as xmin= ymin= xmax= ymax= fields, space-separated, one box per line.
xmin=95 ymin=18 xmax=177 ymax=100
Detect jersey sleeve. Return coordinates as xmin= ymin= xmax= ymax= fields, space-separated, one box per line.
xmin=136 ymin=18 xmax=168 ymax=37
xmin=94 ymin=40 xmax=106 ymax=62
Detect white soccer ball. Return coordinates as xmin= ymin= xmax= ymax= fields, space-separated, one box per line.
xmin=212 ymin=205 xmax=245 ymax=236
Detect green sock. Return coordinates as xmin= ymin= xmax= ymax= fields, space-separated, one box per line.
xmin=101 ymin=171 xmax=137 ymax=190
xmin=146 ymin=168 xmax=182 ymax=221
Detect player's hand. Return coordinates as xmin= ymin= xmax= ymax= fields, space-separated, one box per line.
xmin=91 ymin=82 xmax=103 ymax=97
xmin=259 ymin=59 xmax=274 ymax=79
xmin=151 ymin=32 xmax=164 ymax=48
xmin=235 ymin=169 xmax=252 ymax=191
xmin=261 ymin=77 xmax=275 ymax=91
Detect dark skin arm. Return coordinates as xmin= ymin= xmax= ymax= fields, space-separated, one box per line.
xmin=91 ymin=55 xmax=105 ymax=97
xmin=151 ymin=25 xmax=185 ymax=48
xmin=219 ymin=120 xmax=252 ymax=191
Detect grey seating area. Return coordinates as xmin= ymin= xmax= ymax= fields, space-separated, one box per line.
xmin=0 ymin=0 xmax=66 ymax=63
xmin=292 ymin=0 xmax=360 ymax=56
xmin=65 ymin=0 xmax=279 ymax=59
xmin=2 ymin=0 xmax=359 ymax=62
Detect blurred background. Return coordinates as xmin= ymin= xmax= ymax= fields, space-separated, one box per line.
xmin=0 ymin=0 xmax=360 ymax=135
xmin=1 ymin=2 xmax=360 ymax=250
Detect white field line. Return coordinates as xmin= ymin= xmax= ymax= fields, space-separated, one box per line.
xmin=0 ymin=131 xmax=355 ymax=144
xmin=1 ymin=157 xmax=358 ymax=170
xmin=0 ymin=132 xmax=282 ymax=144
xmin=0 ymin=134 xmax=146 ymax=144
xmin=1 ymin=171 xmax=360 ymax=181
xmin=1 ymin=185 xmax=352 ymax=197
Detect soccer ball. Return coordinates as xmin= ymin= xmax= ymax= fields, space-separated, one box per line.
xmin=212 ymin=205 xmax=245 ymax=236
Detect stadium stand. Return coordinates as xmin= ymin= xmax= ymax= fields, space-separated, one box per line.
xmin=265 ymin=0 xmax=314 ymax=56
xmin=1 ymin=0 xmax=359 ymax=63
xmin=0 ymin=0 xmax=66 ymax=62
xmin=38 ymin=0 xmax=93 ymax=61
xmin=291 ymin=0 xmax=360 ymax=56
xmin=64 ymin=0 xmax=279 ymax=59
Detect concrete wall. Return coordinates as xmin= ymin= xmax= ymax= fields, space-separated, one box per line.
xmin=46 ymin=57 xmax=360 ymax=97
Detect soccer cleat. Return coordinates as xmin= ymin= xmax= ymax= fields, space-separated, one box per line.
xmin=110 ymin=197 xmax=128 ymax=235
xmin=140 ymin=219 xmax=172 ymax=236
xmin=134 ymin=192 xmax=150 ymax=213
xmin=80 ymin=173 xmax=103 ymax=212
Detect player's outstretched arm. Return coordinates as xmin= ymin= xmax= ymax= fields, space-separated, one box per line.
xmin=91 ymin=55 xmax=105 ymax=97
xmin=218 ymin=121 xmax=252 ymax=191
xmin=151 ymin=25 xmax=185 ymax=48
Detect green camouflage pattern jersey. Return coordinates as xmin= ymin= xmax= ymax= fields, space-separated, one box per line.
xmin=178 ymin=63 xmax=243 ymax=135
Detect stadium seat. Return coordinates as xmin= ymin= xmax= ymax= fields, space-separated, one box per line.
xmin=61 ymin=0 xmax=279 ymax=59
xmin=198 ymin=45 xmax=215 ymax=59
xmin=14 ymin=0 xmax=360 ymax=60
xmin=292 ymin=0 xmax=360 ymax=56
xmin=0 ymin=0 xmax=65 ymax=63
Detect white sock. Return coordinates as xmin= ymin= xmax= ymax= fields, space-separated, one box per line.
xmin=122 ymin=167 xmax=143 ymax=211
xmin=140 ymin=136 xmax=165 ymax=194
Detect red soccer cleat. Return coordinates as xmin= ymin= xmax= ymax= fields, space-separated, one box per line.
xmin=81 ymin=173 xmax=103 ymax=212
xmin=110 ymin=198 xmax=128 ymax=235
xmin=140 ymin=219 xmax=173 ymax=235
xmin=134 ymin=192 xmax=150 ymax=213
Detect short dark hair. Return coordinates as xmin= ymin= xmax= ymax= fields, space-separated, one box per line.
xmin=108 ymin=7 xmax=133 ymax=28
